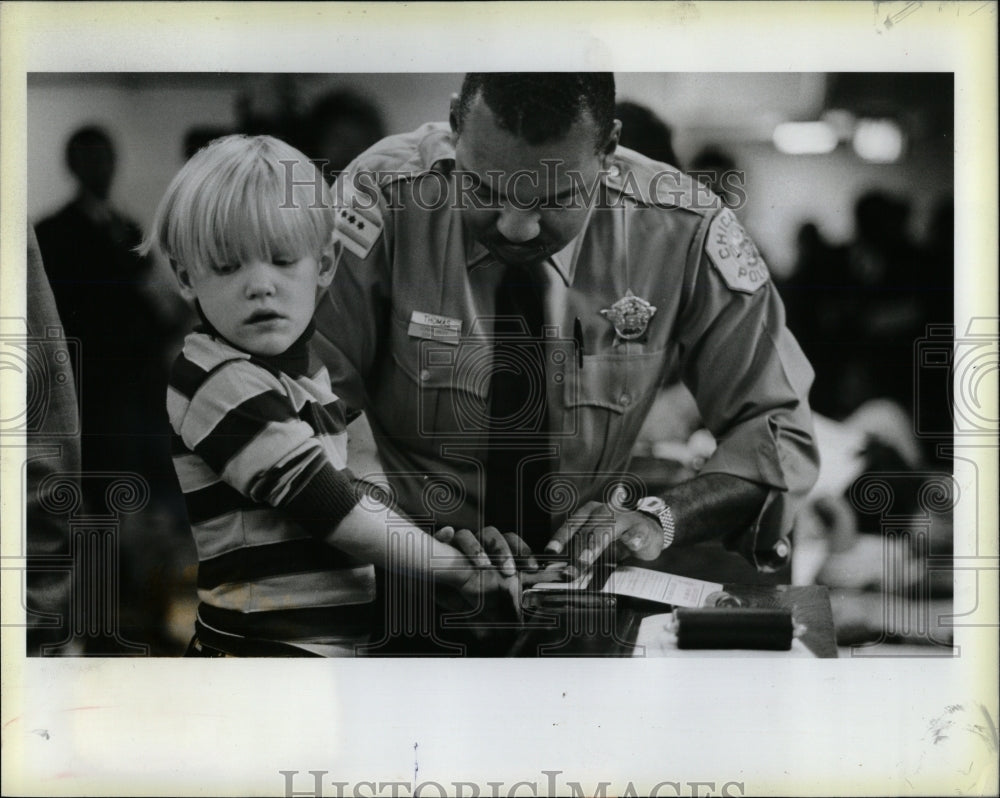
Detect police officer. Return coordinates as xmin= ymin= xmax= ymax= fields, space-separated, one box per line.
xmin=313 ymin=73 xmax=818 ymax=596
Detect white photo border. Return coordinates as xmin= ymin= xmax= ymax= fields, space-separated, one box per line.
xmin=2 ymin=3 xmax=997 ymax=796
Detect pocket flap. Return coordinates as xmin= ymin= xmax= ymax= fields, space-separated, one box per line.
xmin=564 ymin=350 xmax=665 ymax=414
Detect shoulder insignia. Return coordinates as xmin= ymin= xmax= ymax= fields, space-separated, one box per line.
xmin=705 ymin=208 xmax=769 ymax=293
xmin=333 ymin=203 xmax=383 ymax=260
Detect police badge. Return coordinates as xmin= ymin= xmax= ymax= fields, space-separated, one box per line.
xmin=600 ymin=290 xmax=657 ymax=341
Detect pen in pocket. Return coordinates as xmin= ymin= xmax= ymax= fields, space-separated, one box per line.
xmin=573 ymin=317 xmax=584 ymax=368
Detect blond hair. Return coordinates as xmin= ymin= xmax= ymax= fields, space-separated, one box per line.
xmin=140 ymin=134 xmax=335 ymax=273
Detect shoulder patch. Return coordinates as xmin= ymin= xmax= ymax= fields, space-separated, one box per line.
xmin=705 ymin=208 xmax=769 ymax=293
xmin=333 ymin=203 xmax=383 ymax=260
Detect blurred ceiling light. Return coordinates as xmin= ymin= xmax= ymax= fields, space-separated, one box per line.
xmin=773 ymin=121 xmax=838 ymax=155
xmin=853 ymin=118 xmax=905 ymax=163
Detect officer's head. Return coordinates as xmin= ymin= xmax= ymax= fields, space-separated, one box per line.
xmin=450 ymin=73 xmax=620 ymax=266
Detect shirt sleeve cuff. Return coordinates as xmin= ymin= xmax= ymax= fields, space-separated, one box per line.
xmin=698 ymin=414 xmax=789 ymax=491
xmin=282 ymin=462 xmax=364 ymax=538
xmin=701 ymin=411 xmax=818 ymax=572
xmin=721 ymin=487 xmax=793 ymax=573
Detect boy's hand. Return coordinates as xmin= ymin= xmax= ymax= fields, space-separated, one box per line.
xmin=433 ymin=525 xmax=540 ymax=577
xmin=433 ymin=526 xmax=523 ymax=621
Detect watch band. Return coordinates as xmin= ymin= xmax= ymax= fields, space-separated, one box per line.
xmin=636 ymin=496 xmax=676 ymax=551
xmin=657 ymin=503 xmax=676 ymax=551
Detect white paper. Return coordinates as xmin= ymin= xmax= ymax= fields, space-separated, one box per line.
xmin=601 ymin=566 xmax=723 ymax=607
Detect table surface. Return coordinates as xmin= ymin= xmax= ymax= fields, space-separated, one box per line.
xmin=507 ymin=584 xmax=838 ymax=658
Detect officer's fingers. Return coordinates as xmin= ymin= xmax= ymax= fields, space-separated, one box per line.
xmin=545 ymin=501 xmax=603 ymax=554
xmin=450 ymin=528 xmax=492 ymax=569
xmin=576 ymin=517 xmax=617 ymax=568
xmin=433 ymin=525 xmax=456 ymax=545
xmin=561 ymin=509 xmax=615 ymax=579
xmin=502 ymin=533 xmax=539 ymax=572
xmin=566 ymin=504 xmax=614 ymax=557
xmin=480 ymin=526 xmax=516 ymax=577
xmin=619 ymin=513 xmax=663 ymax=561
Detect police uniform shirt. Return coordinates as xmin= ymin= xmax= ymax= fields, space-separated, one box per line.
xmin=312 ymin=122 xmax=819 ymax=571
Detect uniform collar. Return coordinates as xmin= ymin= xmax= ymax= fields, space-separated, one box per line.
xmin=463 ymin=202 xmax=594 ymax=287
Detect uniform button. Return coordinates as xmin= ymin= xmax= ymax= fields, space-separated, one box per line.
xmin=619 ymin=393 xmax=631 ymax=406
xmin=608 ymin=165 xmax=620 ymax=178
xmin=419 ymin=369 xmax=431 ymax=382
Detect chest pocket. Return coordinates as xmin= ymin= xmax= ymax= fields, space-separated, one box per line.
xmin=561 ymin=349 xmax=666 ymax=475
xmin=382 ymin=310 xmax=490 ymax=451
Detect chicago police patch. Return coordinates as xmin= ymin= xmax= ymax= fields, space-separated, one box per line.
xmin=705 ymin=208 xmax=769 ymax=293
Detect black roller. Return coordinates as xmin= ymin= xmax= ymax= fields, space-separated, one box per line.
xmin=674 ymin=607 xmax=794 ymax=650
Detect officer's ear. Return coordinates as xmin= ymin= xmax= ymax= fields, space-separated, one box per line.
xmin=171 ymin=259 xmax=197 ymax=301
xmin=599 ymin=119 xmax=622 ymax=170
xmin=448 ymin=93 xmax=461 ymax=145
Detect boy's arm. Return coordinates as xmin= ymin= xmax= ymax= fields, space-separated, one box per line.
xmin=283 ymin=463 xmax=518 ymax=612
xmin=170 ymin=355 xmax=512 ymax=608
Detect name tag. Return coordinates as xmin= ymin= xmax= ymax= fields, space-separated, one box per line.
xmin=407 ymin=311 xmax=462 ymax=345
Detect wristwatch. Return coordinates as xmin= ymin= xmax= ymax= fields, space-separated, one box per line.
xmin=635 ymin=496 xmax=676 ymax=552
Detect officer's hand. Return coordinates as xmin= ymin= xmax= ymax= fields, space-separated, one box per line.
xmin=545 ymin=501 xmax=663 ymax=580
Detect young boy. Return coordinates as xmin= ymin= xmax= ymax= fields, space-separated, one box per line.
xmin=142 ymin=135 xmax=513 ymax=656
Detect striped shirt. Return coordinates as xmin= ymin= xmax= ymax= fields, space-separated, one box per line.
xmin=167 ymin=329 xmax=372 ymax=656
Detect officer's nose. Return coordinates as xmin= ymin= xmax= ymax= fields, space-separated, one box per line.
xmin=244 ymin=260 xmax=276 ymax=299
xmin=495 ymin=206 xmax=541 ymax=244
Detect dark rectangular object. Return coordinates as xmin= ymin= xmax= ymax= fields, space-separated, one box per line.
xmin=674 ymin=607 xmax=794 ymax=650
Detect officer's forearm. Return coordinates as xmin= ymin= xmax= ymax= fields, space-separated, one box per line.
xmin=659 ymin=473 xmax=769 ymax=547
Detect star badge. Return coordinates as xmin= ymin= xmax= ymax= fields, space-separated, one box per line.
xmin=600 ymin=290 xmax=657 ymax=341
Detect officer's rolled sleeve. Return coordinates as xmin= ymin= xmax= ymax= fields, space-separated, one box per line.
xmin=677 ymin=224 xmax=820 ymax=571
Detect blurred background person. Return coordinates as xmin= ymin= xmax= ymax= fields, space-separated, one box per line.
xmin=779 ymin=189 xmax=952 ymax=442
xmin=778 ymin=220 xmax=852 ymax=419
xmin=614 ymin=100 xmax=680 ymax=168
xmin=304 ymin=88 xmax=387 ymax=182
xmin=183 ymin=125 xmax=234 ymax=160
xmin=688 ymin=145 xmax=743 ymax=209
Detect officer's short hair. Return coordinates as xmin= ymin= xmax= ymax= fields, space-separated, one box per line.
xmin=139 ymin=134 xmax=335 ymax=275
xmin=455 ymin=73 xmax=616 ymax=150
